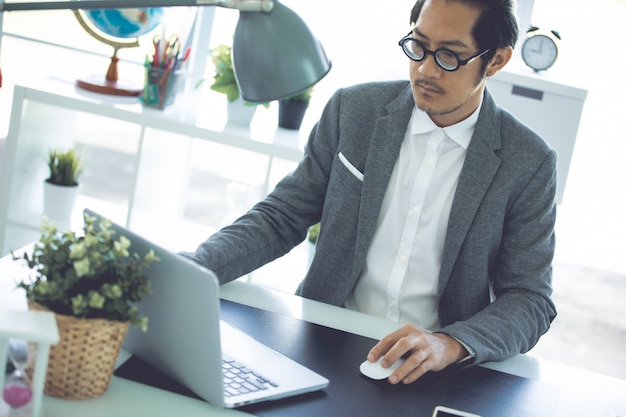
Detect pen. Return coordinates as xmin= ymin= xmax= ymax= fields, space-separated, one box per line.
xmin=152 ymin=35 xmax=161 ymax=68
xmin=182 ymin=47 xmax=191 ymax=64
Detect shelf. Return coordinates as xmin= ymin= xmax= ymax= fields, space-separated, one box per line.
xmin=15 ymin=77 xmax=306 ymax=161
xmin=490 ymin=64 xmax=588 ymax=100
xmin=0 ymin=78 xmax=307 ymax=256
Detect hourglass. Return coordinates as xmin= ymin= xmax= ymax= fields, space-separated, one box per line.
xmin=1 ymin=310 xmax=59 ymax=417
xmin=3 ymin=339 xmax=34 ymax=410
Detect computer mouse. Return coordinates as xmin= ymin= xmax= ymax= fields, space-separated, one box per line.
xmin=359 ymin=357 xmax=405 ymax=380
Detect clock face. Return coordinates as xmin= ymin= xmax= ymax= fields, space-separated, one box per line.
xmin=521 ymin=34 xmax=558 ymax=71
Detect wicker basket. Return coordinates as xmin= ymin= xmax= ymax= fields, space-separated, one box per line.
xmin=28 ymin=300 xmax=130 ymax=399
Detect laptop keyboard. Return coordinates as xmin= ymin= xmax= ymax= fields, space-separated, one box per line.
xmin=222 ymin=356 xmax=279 ymax=397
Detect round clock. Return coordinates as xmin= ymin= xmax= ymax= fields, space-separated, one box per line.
xmin=521 ymin=27 xmax=560 ymax=71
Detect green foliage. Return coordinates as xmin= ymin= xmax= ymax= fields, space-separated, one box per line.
xmin=208 ymin=44 xmax=240 ymax=103
xmin=14 ymin=213 xmax=160 ymax=331
xmin=46 ymin=148 xmax=83 ymax=186
xmin=282 ymin=86 xmax=314 ymax=104
xmin=307 ymin=223 xmax=320 ymax=244
xmin=196 ymin=43 xmax=269 ymax=108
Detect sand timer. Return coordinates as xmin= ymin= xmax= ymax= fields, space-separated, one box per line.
xmin=3 ymin=338 xmax=34 ymax=410
xmin=1 ymin=310 xmax=59 ymax=417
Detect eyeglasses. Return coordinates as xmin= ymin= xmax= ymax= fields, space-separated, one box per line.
xmin=399 ymin=32 xmax=490 ymax=72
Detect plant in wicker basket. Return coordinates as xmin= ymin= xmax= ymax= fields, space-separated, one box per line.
xmin=13 ymin=213 xmax=160 ymax=399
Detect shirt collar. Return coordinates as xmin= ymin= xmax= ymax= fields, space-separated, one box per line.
xmin=410 ymin=96 xmax=483 ymax=150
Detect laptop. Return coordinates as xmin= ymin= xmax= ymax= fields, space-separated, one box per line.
xmin=83 ymin=209 xmax=329 ymax=408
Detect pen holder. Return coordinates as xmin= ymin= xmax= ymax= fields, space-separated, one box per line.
xmin=141 ymin=64 xmax=185 ymax=110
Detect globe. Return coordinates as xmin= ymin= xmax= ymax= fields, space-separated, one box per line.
xmin=84 ymin=8 xmax=164 ymax=39
xmin=74 ymin=8 xmax=165 ymax=96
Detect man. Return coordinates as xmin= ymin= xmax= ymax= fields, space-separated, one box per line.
xmin=182 ymin=0 xmax=557 ymax=385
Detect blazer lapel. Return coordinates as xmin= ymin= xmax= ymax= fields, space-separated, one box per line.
xmin=352 ymin=86 xmax=415 ymax=277
xmin=438 ymin=91 xmax=503 ymax=293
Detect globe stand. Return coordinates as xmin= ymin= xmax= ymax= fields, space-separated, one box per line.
xmin=74 ymin=11 xmax=144 ymax=97
xmin=76 ymin=49 xmax=143 ymax=97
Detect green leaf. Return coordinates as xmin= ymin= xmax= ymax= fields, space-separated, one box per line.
xmin=46 ymin=148 xmax=83 ymax=186
xmin=71 ymin=294 xmax=87 ymax=315
xmin=87 ymin=290 xmax=106 ymax=309
xmin=16 ymin=213 xmax=160 ymax=329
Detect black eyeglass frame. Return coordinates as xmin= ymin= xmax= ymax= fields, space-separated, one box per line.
xmin=398 ymin=31 xmax=490 ymax=72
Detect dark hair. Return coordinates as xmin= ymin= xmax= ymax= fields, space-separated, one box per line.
xmin=409 ymin=0 xmax=519 ymax=73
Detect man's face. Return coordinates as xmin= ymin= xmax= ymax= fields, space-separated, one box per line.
xmin=409 ymin=0 xmax=487 ymax=127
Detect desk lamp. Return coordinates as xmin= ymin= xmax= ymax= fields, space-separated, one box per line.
xmin=0 ymin=0 xmax=332 ymax=102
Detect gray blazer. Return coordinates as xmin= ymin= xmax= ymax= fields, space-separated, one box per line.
xmin=184 ymin=80 xmax=557 ymax=366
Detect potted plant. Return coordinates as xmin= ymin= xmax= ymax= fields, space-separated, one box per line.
xmin=13 ymin=213 xmax=160 ymax=399
xmin=307 ymin=222 xmax=320 ymax=245
xmin=43 ymin=148 xmax=83 ymax=222
xmin=279 ymin=86 xmax=314 ymax=130
xmin=203 ymin=43 xmax=268 ymax=125
xmin=306 ymin=223 xmax=320 ymax=268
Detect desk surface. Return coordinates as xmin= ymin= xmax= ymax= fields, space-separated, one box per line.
xmin=1 ymin=254 xmax=625 ymax=417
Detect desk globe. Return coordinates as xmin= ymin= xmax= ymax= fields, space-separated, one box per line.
xmin=74 ymin=8 xmax=164 ymax=96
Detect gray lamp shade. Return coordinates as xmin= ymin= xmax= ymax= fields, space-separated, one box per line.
xmin=232 ymin=1 xmax=332 ymax=103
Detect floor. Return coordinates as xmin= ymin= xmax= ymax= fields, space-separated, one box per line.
xmin=531 ymin=262 xmax=626 ymax=379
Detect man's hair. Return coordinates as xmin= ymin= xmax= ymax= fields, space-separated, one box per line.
xmin=410 ymin=0 xmax=519 ymax=72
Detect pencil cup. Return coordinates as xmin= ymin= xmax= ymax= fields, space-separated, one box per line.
xmin=141 ymin=64 xmax=185 ymax=110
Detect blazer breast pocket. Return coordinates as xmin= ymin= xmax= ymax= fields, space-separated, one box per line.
xmin=331 ymin=152 xmax=364 ymax=195
xmin=337 ymin=152 xmax=364 ymax=181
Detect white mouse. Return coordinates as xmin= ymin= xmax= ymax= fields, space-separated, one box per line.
xmin=359 ymin=357 xmax=405 ymax=380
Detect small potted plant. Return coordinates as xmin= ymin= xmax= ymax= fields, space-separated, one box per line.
xmin=279 ymin=86 xmax=314 ymax=130
xmin=13 ymin=213 xmax=160 ymax=400
xmin=306 ymin=223 xmax=320 ymax=268
xmin=203 ymin=43 xmax=268 ymax=125
xmin=307 ymin=222 xmax=320 ymax=245
xmin=46 ymin=148 xmax=82 ymax=186
xmin=43 ymin=148 xmax=84 ymax=222
xmin=207 ymin=44 xmax=239 ymax=103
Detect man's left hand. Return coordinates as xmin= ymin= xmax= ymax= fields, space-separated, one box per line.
xmin=367 ymin=324 xmax=468 ymax=384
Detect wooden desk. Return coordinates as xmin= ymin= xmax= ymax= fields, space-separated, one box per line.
xmin=1 ymin=253 xmax=624 ymax=417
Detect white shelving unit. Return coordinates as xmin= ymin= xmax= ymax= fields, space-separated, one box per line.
xmin=0 ymin=78 xmax=306 ymax=256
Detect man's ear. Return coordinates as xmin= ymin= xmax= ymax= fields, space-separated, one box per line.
xmin=485 ymin=46 xmax=513 ymax=77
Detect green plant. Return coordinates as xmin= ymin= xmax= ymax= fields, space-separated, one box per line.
xmin=198 ymin=43 xmax=268 ymax=108
xmin=13 ymin=213 xmax=160 ymax=331
xmin=307 ymin=223 xmax=320 ymax=244
xmin=46 ymin=148 xmax=83 ymax=186
xmin=282 ymin=86 xmax=314 ymax=104
xmin=207 ymin=44 xmax=240 ymax=102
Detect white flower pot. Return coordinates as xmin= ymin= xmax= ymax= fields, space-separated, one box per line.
xmin=43 ymin=181 xmax=79 ymax=222
xmin=227 ymin=99 xmax=257 ymax=126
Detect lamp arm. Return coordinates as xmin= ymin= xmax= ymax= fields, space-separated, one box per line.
xmin=207 ymin=0 xmax=272 ymax=12
xmin=1 ymin=0 xmax=273 ymax=12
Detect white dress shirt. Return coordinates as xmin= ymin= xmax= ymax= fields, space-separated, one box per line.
xmin=344 ymin=101 xmax=481 ymax=331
